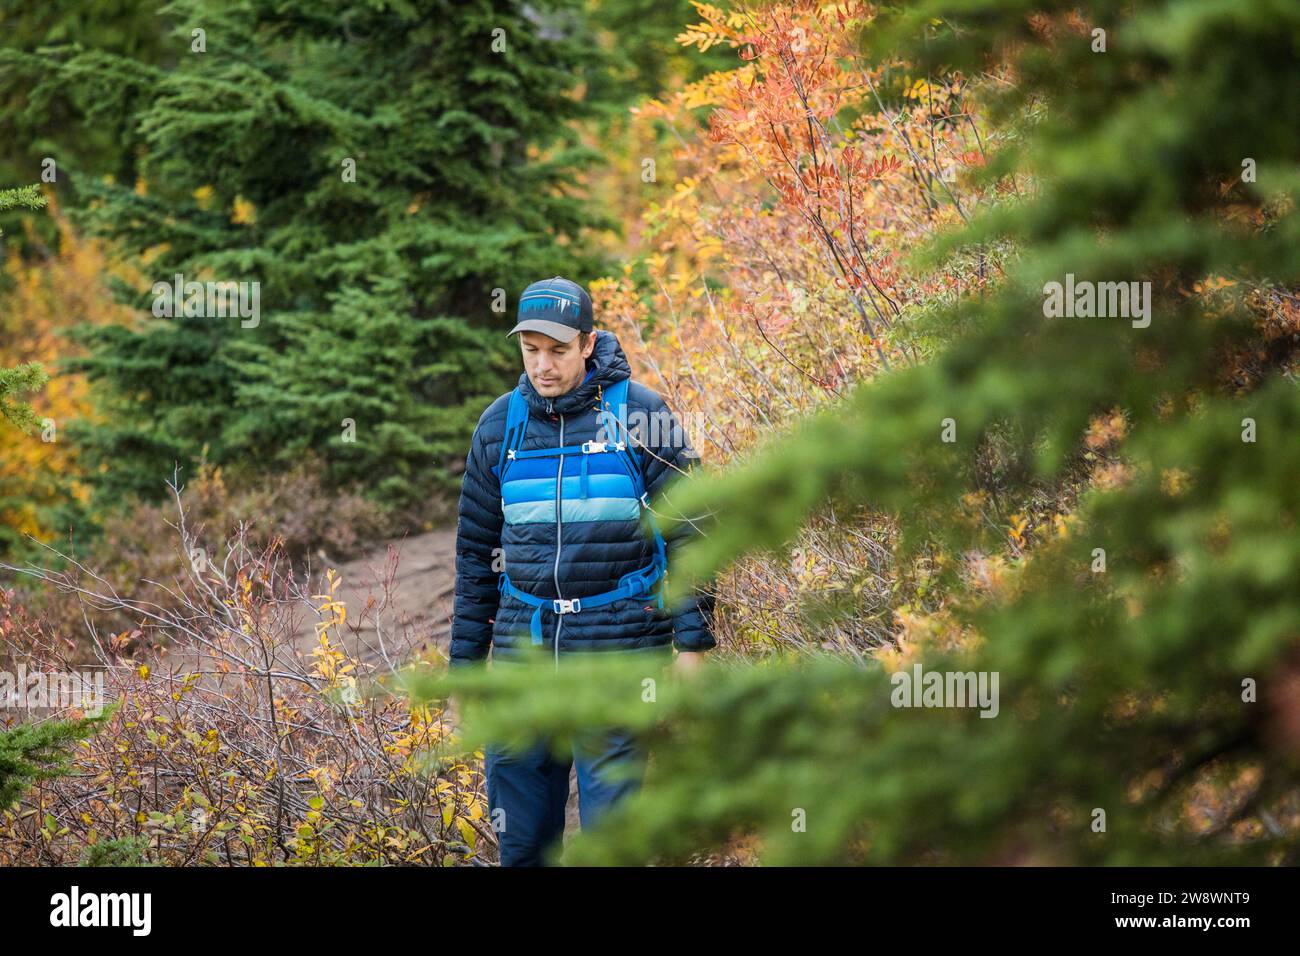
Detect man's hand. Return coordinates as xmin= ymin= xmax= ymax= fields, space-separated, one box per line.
xmin=671 ymin=650 xmax=708 ymax=679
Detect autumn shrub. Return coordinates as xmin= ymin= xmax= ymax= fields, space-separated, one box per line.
xmin=0 ymin=512 xmax=488 ymax=866
xmin=5 ymin=453 xmax=402 ymax=656
xmin=591 ymin=0 xmax=1010 ymax=657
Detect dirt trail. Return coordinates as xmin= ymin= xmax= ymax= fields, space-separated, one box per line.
xmin=291 ymin=529 xmax=459 ymax=668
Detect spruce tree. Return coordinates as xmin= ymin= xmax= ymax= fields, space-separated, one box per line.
xmin=0 ymin=0 xmax=167 ymax=254
xmin=25 ymin=0 xmax=618 ymax=510
xmin=0 ymin=703 xmax=118 ymax=811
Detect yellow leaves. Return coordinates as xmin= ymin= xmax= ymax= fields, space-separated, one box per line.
xmin=677 ymin=24 xmax=729 ymax=53
xmin=904 ymin=78 xmax=934 ymax=100
xmin=306 ymin=766 xmax=334 ymax=791
xmin=310 ymin=570 xmax=357 ymax=691
xmin=695 ymin=237 xmax=726 ymax=268
xmin=1160 ymin=467 xmax=1193 ymax=497
xmin=139 ymin=242 xmax=171 ymax=266
xmin=681 ymin=63 xmax=758 ymax=113
xmin=316 ymin=599 xmax=346 ymax=630
xmin=456 ymin=817 xmax=477 ymax=849
xmin=313 ymin=567 xmax=348 ymax=635
xmin=192 ymin=185 xmax=214 ymax=209
xmin=137 ymin=664 xmax=150 ymax=681
xmin=0 ymin=196 xmax=139 ymax=537
xmin=1192 ymin=275 xmax=1236 ymax=294
xmin=677 ymin=2 xmax=744 ymax=51
xmin=1007 ymin=513 xmax=1030 ymax=549
xmin=230 ymin=195 xmax=257 ymax=226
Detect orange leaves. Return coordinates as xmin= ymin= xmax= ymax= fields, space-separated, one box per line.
xmin=1090 ymin=460 xmax=1136 ymax=492
xmin=588 ymin=0 xmax=990 ymax=494
xmin=1084 ymin=407 xmax=1129 ymax=450
xmin=841 ymin=145 xmax=903 ymax=182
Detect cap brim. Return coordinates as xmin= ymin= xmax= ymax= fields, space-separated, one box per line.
xmin=507 ymin=319 xmax=580 ymax=343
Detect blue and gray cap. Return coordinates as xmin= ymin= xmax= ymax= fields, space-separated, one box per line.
xmin=508 ymin=276 xmax=593 ymax=343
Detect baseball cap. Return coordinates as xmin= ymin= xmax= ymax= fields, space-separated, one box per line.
xmin=507 ymin=276 xmax=593 ymax=343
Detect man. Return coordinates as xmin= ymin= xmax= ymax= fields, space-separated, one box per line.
xmin=449 ymin=275 xmax=716 ymax=866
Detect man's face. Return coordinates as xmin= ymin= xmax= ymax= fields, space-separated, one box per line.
xmin=518 ymin=329 xmax=596 ymax=398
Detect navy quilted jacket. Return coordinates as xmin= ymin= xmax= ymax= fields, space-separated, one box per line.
xmin=449 ymin=329 xmax=716 ymax=665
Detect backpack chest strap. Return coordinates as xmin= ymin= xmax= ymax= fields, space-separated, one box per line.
xmin=508 ymin=440 xmax=624 ymax=461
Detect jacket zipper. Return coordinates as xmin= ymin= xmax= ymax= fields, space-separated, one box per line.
xmin=551 ymin=400 xmax=564 ymax=671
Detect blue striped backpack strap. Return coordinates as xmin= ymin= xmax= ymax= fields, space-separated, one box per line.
xmin=493 ymin=387 xmax=530 ymax=480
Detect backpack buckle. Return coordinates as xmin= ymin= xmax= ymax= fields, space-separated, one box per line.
xmin=580 ymin=440 xmax=606 ymax=454
xmin=507 ymin=449 xmax=516 ymax=460
xmin=553 ymin=598 xmax=582 ymax=614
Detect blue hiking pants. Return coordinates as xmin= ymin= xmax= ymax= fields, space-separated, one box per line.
xmin=485 ymin=725 xmax=647 ymax=866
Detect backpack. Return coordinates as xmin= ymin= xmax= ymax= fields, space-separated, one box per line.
xmin=492 ymin=375 xmax=669 ymax=645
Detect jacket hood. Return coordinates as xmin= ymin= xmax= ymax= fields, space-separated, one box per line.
xmin=516 ymin=328 xmax=631 ymax=416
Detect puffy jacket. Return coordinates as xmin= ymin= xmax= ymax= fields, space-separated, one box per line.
xmin=449 ymin=329 xmax=716 ymax=666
